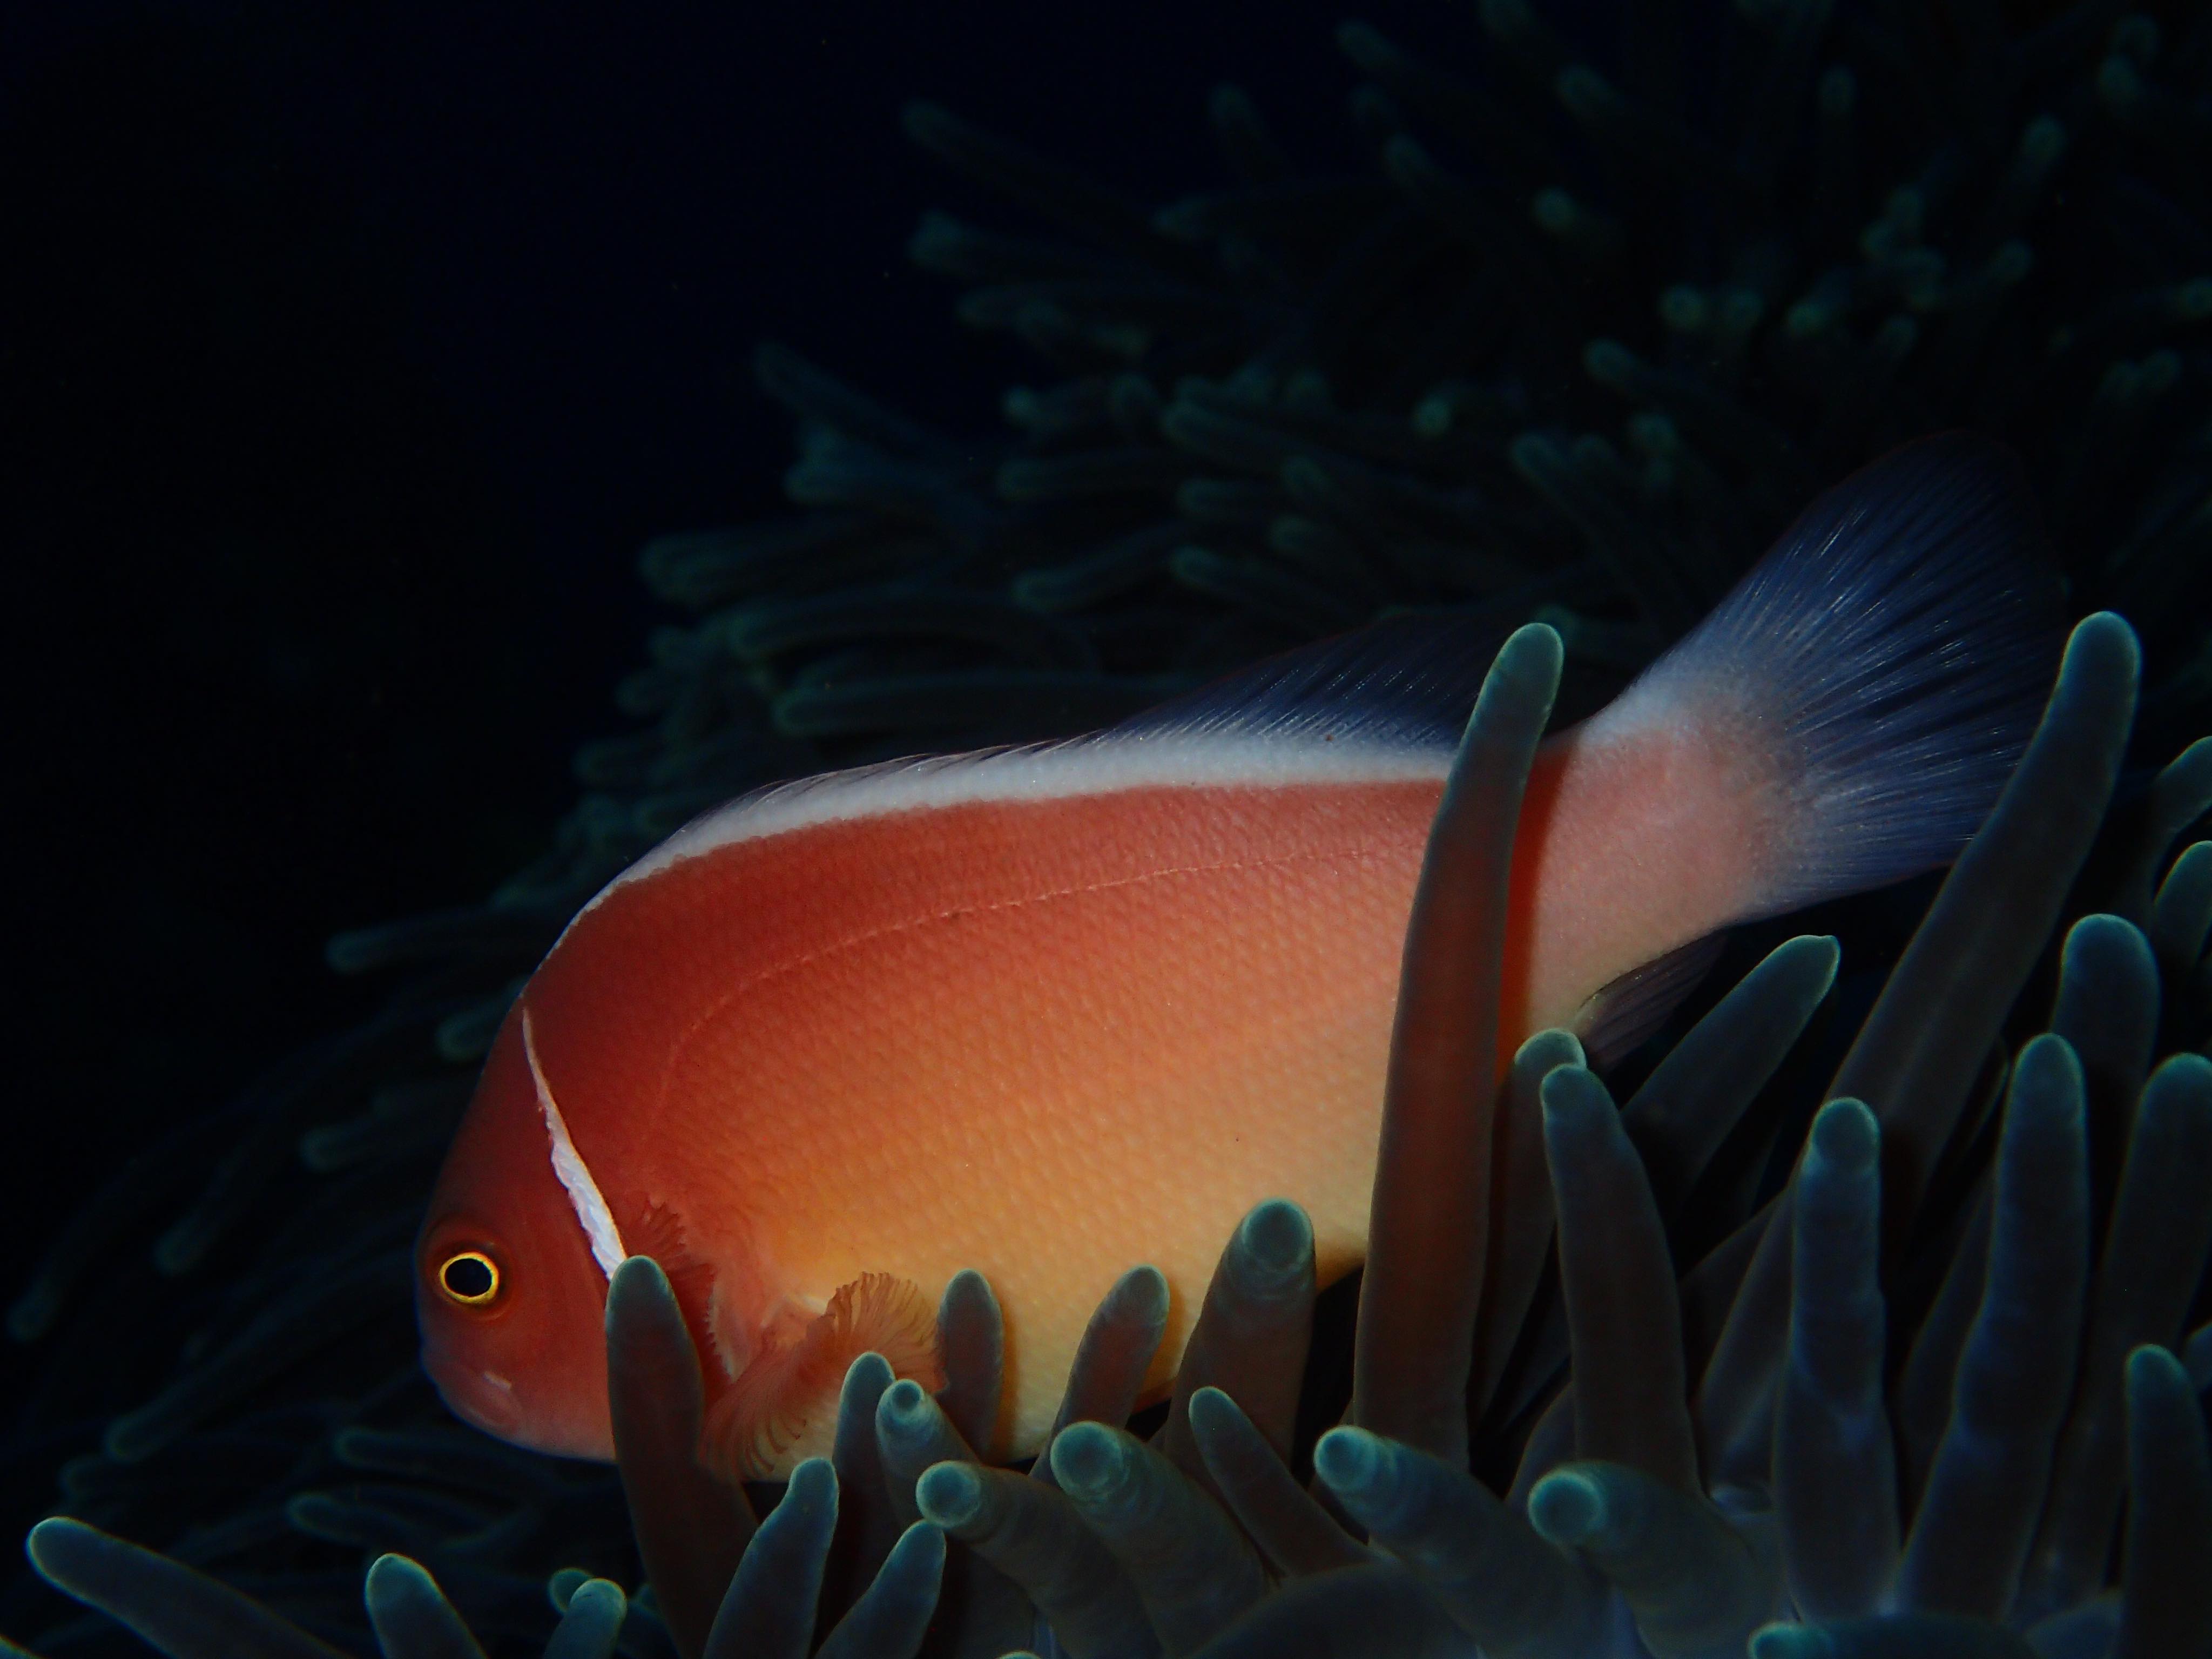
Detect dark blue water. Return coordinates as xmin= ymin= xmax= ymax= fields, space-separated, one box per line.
xmin=0 ymin=0 xmax=1450 ymax=1304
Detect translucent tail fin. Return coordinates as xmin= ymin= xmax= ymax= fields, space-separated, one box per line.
xmin=1613 ymin=431 xmax=2069 ymax=918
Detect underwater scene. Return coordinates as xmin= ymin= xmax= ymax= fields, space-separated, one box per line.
xmin=8 ymin=0 xmax=2212 ymax=1654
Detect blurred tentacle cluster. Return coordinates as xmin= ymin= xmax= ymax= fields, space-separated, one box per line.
xmin=11 ymin=0 xmax=2212 ymax=1654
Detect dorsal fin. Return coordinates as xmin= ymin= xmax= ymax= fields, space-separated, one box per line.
xmin=589 ymin=610 xmax=1509 ymax=904
xmin=1108 ymin=609 xmax=1513 ymax=750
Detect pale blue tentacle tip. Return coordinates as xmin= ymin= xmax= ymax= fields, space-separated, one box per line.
xmin=1807 ymin=1097 xmax=1879 ymax=1171
xmin=1750 ymin=1623 xmax=1833 ymax=1659
xmin=1312 ymin=1425 xmax=1385 ymax=1498
xmin=1236 ymin=1197 xmax=1312 ymax=1277
xmin=1049 ymin=1420 xmax=1129 ymax=1499
xmin=1526 ymin=1469 xmax=1603 ymax=1546
xmin=915 ymin=1460 xmax=983 ymax=1528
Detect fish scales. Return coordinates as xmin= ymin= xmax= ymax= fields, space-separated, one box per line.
xmin=561 ymin=777 xmax=1439 ymax=1459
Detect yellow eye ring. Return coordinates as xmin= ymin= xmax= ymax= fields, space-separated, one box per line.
xmin=437 ymin=1250 xmax=501 ymax=1306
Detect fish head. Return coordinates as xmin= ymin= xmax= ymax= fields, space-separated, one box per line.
xmin=415 ymin=1002 xmax=613 ymax=1460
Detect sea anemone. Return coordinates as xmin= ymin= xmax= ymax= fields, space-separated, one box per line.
xmin=11 ymin=0 xmax=2212 ymax=1653
xmin=21 ymin=605 xmax=2212 ymax=1657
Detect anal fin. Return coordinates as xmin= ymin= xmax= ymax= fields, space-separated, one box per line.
xmin=701 ymin=1273 xmax=943 ymax=1482
xmin=1574 ymin=931 xmax=1728 ymax=1069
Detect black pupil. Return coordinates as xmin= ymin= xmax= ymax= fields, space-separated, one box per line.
xmin=443 ymin=1256 xmax=494 ymax=1299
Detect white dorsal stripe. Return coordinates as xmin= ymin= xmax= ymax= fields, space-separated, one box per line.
xmin=586 ymin=731 xmax=1452 ymax=914
xmin=522 ymin=1008 xmax=628 ymax=1280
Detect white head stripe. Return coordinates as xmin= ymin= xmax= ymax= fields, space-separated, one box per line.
xmin=522 ymin=1008 xmax=628 ymax=1280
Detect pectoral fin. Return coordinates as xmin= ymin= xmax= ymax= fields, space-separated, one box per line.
xmin=701 ymin=1272 xmax=943 ymax=1481
xmin=623 ymin=1202 xmax=745 ymax=1378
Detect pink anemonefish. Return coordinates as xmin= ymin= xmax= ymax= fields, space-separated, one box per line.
xmin=416 ymin=433 xmax=2063 ymax=1479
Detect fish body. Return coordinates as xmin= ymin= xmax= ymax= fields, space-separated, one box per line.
xmin=416 ymin=434 xmax=2063 ymax=1476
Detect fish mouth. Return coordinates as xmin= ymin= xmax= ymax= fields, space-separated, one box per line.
xmin=419 ymin=1340 xmax=521 ymax=1437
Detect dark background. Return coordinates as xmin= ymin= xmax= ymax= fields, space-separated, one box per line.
xmin=0 ymin=0 xmax=1453 ymax=1374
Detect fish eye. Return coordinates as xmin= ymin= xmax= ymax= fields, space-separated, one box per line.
xmin=437 ymin=1250 xmax=501 ymax=1306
